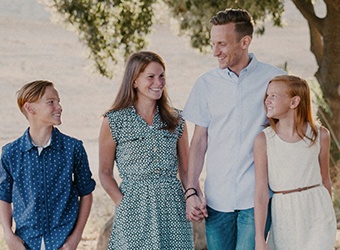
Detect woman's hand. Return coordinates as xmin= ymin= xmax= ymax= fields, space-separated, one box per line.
xmin=185 ymin=194 xmax=208 ymax=222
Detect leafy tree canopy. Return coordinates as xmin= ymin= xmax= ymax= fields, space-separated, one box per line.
xmin=49 ymin=0 xmax=284 ymax=78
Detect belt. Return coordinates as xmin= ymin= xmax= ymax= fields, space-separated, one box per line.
xmin=273 ymin=184 xmax=321 ymax=195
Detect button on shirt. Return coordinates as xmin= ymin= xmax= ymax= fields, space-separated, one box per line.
xmin=0 ymin=127 xmax=96 ymax=250
xmin=183 ymin=54 xmax=286 ymax=212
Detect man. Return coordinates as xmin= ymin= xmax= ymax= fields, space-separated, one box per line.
xmin=183 ymin=8 xmax=286 ymax=249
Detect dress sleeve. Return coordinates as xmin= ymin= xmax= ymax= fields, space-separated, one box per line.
xmin=104 ymin=111 xmax=119 ymax=144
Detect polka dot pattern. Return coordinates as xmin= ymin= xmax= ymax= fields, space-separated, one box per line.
xmin=105 ymin=107 xmax=194 ymax=249
xmin=0 ymin=127 xmax=96 ymax=250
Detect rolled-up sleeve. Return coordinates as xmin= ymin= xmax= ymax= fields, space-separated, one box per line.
xmin=73 ymin=141 xmax=96 ymax=197
xmin=0 ymin=149 xmax=13 ymax=203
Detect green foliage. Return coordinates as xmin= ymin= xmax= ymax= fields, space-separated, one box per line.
xmin=52 ymin=0 xmax=156 ymax=78
xmin=50 ymin=0 xmax=284 ymax=77
xmin=163 ymin=0 xmax=284 ymax=52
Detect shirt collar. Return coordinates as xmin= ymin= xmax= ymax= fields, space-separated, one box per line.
xmin=243 ymin=53 xmax=257 ymax=73
xmin=225 ymin=53 xmax=258 ymax=76
xmin=21 ymin=127 xmax=62 ymax=152
xmin=131 ymin=105 xmax=160 ymax=116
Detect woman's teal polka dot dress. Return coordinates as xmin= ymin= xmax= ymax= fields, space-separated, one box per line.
xmin=105 ymin=106 xmax=194 ymax=249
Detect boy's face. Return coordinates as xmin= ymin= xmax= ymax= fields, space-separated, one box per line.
xmin=28 ymin=86 xmax=62 ymax=126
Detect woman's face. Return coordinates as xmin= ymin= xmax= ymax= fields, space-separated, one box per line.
xmin=134 ymin=61 xmax=165 ymax=102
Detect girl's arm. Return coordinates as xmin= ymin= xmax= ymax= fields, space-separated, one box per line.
xmin=254 ymin=132 xmax=270 ymax=250
xmin=98 ymin=117 xmax=123 ymax=205
xmin=319 ymin=126 xmax=332 ymax=195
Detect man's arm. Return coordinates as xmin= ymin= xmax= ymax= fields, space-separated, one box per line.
xmin=185 ymin=125 xmax=208 ymax=222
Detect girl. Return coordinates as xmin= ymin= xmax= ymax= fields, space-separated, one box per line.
xmin=254 ymin=75 xmax=336 ymax=249
xmin=98 ymin=51 xmax=194 ymax=249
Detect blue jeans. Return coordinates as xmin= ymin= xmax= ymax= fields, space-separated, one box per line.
xmin=205 ymin=200 xmax=271 ymax=250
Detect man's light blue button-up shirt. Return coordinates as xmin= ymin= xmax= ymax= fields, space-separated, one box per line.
xmin=183 ymin=54 xmax=285 ymax=212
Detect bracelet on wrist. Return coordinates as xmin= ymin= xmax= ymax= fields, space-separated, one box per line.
xmin=185 ymin=192 xmax=198 ymax=201
xmin=184 ymin=187 xmax=197 ymax=195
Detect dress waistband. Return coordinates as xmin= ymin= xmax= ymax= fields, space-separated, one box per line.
xmin=273 ymin=184 xmax=321 ymax=195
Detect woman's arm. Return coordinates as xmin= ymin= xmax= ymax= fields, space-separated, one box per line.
xmin=185 ymin=124 xmax=208 ymax=222
xmin=98 ymin=117 xmax=123 ymax=205
xmin=177 ymin=121 xmax=190 ymax=189
xmin=254 ymin=132 xmax=270 ymax=250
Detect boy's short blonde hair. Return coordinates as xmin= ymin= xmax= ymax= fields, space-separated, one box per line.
xmin=17 ymin=80 xmax=54 ymax=117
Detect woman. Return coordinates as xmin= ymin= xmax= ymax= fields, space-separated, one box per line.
xmin=99 ymin=51 xmax=194 ymax=249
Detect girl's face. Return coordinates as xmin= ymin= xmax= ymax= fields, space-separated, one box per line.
xmin=134 ymin=61 xmax=165 ymax=102
xmin=265 ymin=80 xmax=293 ymax=119
xmin=28 ymin=86 xmax=62 ymax=126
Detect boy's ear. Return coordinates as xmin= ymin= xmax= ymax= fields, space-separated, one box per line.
xmin=290 ymin=96 xmax=301 ymax=109
xmin=23 ymin=102 xmax=35 ymax=114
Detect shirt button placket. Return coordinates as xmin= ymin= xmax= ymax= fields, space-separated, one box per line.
xmin=152 ymin=134 xmax=159 ymax=174
xmin=40 ymin=155 xmax=48 ymax=236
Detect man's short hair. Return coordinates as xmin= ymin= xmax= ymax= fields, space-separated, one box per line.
xmin=210 ymin=8 xmax=254 ymax=40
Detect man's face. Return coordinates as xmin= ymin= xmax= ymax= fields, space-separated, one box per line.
xmin=210 ymin=23 xmax=246 ymax=70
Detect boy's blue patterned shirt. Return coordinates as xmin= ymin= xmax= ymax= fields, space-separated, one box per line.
xmin=0 ymin=127 xmax=96 ymax=250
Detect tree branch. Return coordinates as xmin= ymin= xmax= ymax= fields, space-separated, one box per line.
xmin=291 ymin=0 xmax=324 ymax=35
xmin=308 ymin=22 xmax=323 ymax=66
xmin=324 ymin=0 xmax=340 ymax=12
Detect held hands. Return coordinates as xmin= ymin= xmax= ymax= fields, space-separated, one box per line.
xmin=185 ymin=188 xmax=208 ymax=222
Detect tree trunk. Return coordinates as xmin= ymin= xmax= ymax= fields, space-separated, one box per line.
xmin=314 ymin=5 xmax=340 ymax=181
xmin=293 ymin=0 xmax=340 ymax=182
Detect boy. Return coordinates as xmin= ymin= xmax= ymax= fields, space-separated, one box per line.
xmin=0 ymin=80 xmax=96 ymax=250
